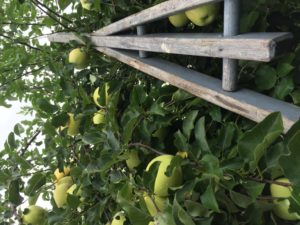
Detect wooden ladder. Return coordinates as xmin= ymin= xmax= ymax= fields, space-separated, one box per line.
xmin=47 ymin=0 xmax=300 ymax=132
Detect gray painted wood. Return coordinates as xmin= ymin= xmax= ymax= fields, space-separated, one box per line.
xmin=47 ymin=32 xmax=293 ymax=61
xmin=94 ymin=47 xmax=300 ymax=133
xmin=137 ymin=25 xmax=148 ymax=58
xmin=222 ymin=0 xmax=240 ymax=91
xmin=93 ymin=0 xmax=222 ymax=35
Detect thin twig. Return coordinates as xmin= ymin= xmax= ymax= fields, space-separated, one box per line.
xmin=128 ymin=142 xmax=164 ymax=155
xmin=248 ymin=176 xmax=292 ymax=187
xmin=20 ymin=130 xmax=41 ymax=156
xmin=0 ymin=33 xmax=41 ymax=51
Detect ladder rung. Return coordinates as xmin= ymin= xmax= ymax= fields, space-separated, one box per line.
xmin=48 ymin=32 xmax=293 ymax=62
xmin=93 ymin=0 xmax=223 ymax=35
xmin=94 ymin=47 xmax=300 ymax=133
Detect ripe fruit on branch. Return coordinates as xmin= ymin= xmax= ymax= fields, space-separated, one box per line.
xmin=54 ymin=167 xmax=70 ymax=181
xmin=93 ymin=109 xmax=106 ymax=125
xmin=146 ymin=154 xmax=182 ymax=197
xmin=168 ymin=13 xmax=189 ymax=27
xmin=185 ymin=3 xmax=220 ymax=26
xmin=68 ymin=48 xmax=89 ymax=69
xmin=80 ymin=0 xmax=92 ymax=10
xmin=270 ymin=178 xmax=300 ymax=221
xmin=111 ymin=212 xmax=127 ymax=225
xmin=67 ymin=113 xmax=81 ymax=136
xmin=56 ymin=176 xmax=73 ymax=187
xmin=125 ymin=149 xmax=141 ymax=170
xmin=144 ymin=193 xmax=166 ymax=216
xmin=53 ymin=178 xmax=73 ymax=208
xmin=93 ymin=83 xmax=110 ymax=107
xmin=22 ymin=205 xmax=47 ymax=225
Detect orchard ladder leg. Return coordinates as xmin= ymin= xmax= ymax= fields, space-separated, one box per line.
xmin=222 ymin=0 xmax=240 ymax=91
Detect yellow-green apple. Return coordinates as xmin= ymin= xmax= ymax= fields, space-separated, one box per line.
xmin=80 ymin=0 xmax=92 ymax=10
xmin=93 ymin=109 xmax=106 ymax=125
xmin=125 ymin=149 xmax=141 ymax=170
xmin=111 ymin=212 xmax=126 ymax=225
xmin=68 ymin=48 xmax=88 ymax=69
xmin=22 ymin=205 xmax=47 ymax=225
xmin=143 ymin=193 xmax=167 ymax=216
xmin=168 ymin=12 xmax=189 ymax=27
xmin=93 ymin=83 xmax=110 ymax=107
xmin=55 ymin=176 xmax=73 ymax=187
xmin=53 ymin=181 xmax=73 ymax=208
xmin=67 ymin=113 xmax=81 ymax=136
xmin=54 ymin=167 xmax=70 ymax=181
xmin=270 ymin=178 xmax=300 ymax=221
xmin=185 ymin=3 xmax=220 ymax=26
xmin=146 ymin=154 xmax=182 ymax=197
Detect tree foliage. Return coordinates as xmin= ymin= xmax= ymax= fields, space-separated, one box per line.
xmin=0 ymin=0 xmax=300 ymax=224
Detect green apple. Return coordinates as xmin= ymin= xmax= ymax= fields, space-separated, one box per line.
xmin=93 ymin=109 xmax=106 ymax=125
xmin=68 ymin=48 xmax=88 ymax=69
xmin=111 ymin=212 xmax=126 ymax=225
xmin=22 ymin=205 xmax=47 ymax=225
xmin=93 ymin=83 xmax=110 ymax=107
xmin=168 ymin=12 xmax=189 ymax=27
xmin=185 ymin=3 xmax=220 ymax=26
xmin=270 ymin=178 xmax=300 ymax=221
xmin=56 ymin=176 xmax=73 ymax=187
xmin=67 ymin=113 xmax=81 ymax=136
xmin=146 ymin=154 xmax=182 ymax=197
xmin=144 ymin=193 xmax=166 ymax=216
xmin=53 ymin=182 xmax=73 ymax=208
xmin=148 ymin=222 xmax=155 ymax=225
xmin=80 ymin=0 xmax=92 ymax=10
xmin=54 ymin=167 xmax=70 ymax=181
xmin=125 ymin=149 xmax=141 ymax=170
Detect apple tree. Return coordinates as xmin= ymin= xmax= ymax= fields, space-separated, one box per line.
xmin=0 ymin=0 xmax=300 ymax=225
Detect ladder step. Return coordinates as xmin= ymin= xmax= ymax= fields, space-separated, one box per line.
xmin=48 ymin=32 xmax=292 ymax=62
xmin=93 ymin=0 xmax=223 ymax=35
xmin=94 ymin=47 xmax=300 ymax=133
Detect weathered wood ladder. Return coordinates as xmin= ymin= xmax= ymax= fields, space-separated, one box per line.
xmin=48 ymin=0 xmax=300 ymax=132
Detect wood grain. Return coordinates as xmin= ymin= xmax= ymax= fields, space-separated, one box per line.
xmin=48 ymin=32 xmax=293 ymax=61
xmin=94 ymin=47 xmax=300 ymax=133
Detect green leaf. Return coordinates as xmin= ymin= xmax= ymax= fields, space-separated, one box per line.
xmin=149 ymin=101 xmax=166 ymax=116
xmin=200 ymin=184 xmax=220 ymax=212
xmin=8 ymin=132 xmax=17 ymax=149
xmin=82 ymin=131 xmax=105 ymax=145
xmin=156 ymin=206 xmax=177 ymax=225
xmin=240 ymin=10 xmax=260 ymax=33
xmin=36 ymin=98 xmax=58 ymax=114
xmin=185 ymin=200 xmax=210 ymax=217
xmin=130 ymin=85 xmax=147 ymax=106
xmin=290 ymin=90 xmax=300 ymax=105
xmin=230 ymin=190 xmax=253 ymax=208
xmin=201 ymin=154 xmax=223 ymax=178
xmin=51 ymin=112 xmax=68 ymax=127
xmin=174 ymin=130 xmax=188 ymax=151
xmin=117 ymin=193 xmax=152 ymax=225
xmin=273 ymin=76 xmax=294 ymax=100
xmin=8 ymin=179 xmax=23 ymax=205
xmin=255 ymin=65 xmax=277 ymax=91
xmin=280 ymin=130 xmax=300 ymax=187
xmin=183 ymin=110 xmax=198 ymax=140
xmin=276 ymin=63 xmax=294 ymax=77
xmin=14 ymin=154 xmax=32 ymax=170
xmin=238 ymin=112 xmax=283 ymax=172
xmin=24 ymin=172 xmax=46 ymax=196
xmin=173 ymin=197 xmax=196 ymax=225
xmin=195 ymin=117 xmax=210 ymax=153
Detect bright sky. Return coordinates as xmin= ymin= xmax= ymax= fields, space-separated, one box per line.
xmin=0 ymin=102 xmax=33 ymax=149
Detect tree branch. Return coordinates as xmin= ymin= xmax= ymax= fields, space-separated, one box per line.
xmin=248 ymin=176 xmax=292 ymax=187
xmin=20 ymin=130 xmax=41 ymax=156
xmin=0 ymin=33 xmax=41 ymax=51
xmin=128 ymin=142 xmax=164 ymax=155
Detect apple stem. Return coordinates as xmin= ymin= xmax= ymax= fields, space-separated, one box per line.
xmin=128 ymin=142 xmax=164 ymax=155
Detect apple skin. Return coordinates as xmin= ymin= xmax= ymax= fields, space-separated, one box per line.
xmin=22 ymin=205 xmax=47 ymax=225
xmin=93 ymin=83 xmax=110 ymax=107
xmin=80 ymin=0 xmax=92 ymax=10
xmin=144 ymin=193 xmax=166 ymax=216
xmin=146 ymin=154 xmax=182 ymax=197
xmin=93 ymin=109 xmax=106 ymax=125
xmin=270 ymin=178 xmax=300 ymax=221
xmin=67 ymin=113 xmax=81 ymax=136
xmin=68 ymin=48 xmax=88 ymax=69
xmin=56 ymin=176 xmax=73 ymax=187
xmin=168 ymin=12 xmax=189 ymax=27
xmin=185 ymin=3 xmax=220 ymax=27
xmin=53 ymin=181 xmax=73 ymax=208
xmin=125 ymin=149 xmax=141 ymax=170
xmin=111 ymin=212 xmax=126 ymax=225
xmin=148 ymin=222 xmax=155 ymax=225
xmin=54 ymin=167 xmax=70 ymax=181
